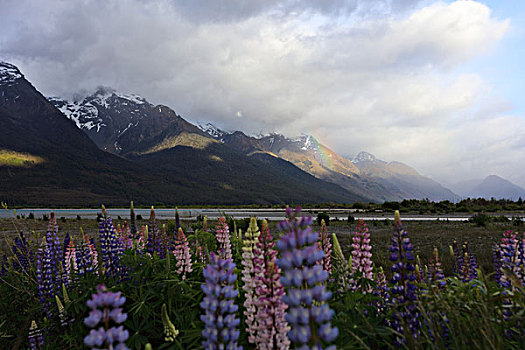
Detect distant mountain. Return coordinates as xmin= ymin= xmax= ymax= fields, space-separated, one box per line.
xmin=0 ymin=62 xmax=362 ymax=205
xmin=200 ymin=124 xmax=459 ymax=202
xmin=352 ymin=151 xmax=460 ymax=202
xmin=451 ymin=175 xmax=525 ymax=200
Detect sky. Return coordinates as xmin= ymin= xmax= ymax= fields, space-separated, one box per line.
xmin=1 ymin=0 xmax=525 ymax=187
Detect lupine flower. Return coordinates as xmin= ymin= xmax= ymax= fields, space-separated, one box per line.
xmin=0 ymin=254 xmax=8 ymax=277
xmin=253 ymin=220 xmax=290 ymax=350
xmin=117 ymin=222 xmax=133 ymax=250
xmin=493 ymin=243 xmax=503 ymax=285
xmin=203 ymin=215 xmax=208 ymax=232
xmin=173 ymin=228 xmax=193 ymax=280
xmin=200 ymin=252 xmax=242 ymax=350
xmin=389 ymin=211 xmax=419 ymax=342
xmin=129 ymin=201 xmax=137 ymax=238
xmin=332 ymin=233 xmax=351 ymax=292
xmin=427 ymin=248 xmax=446 ymax=288
xmin=175 ymin=208 xmax=181 ymax=232
xmin=147 ymin=207 xmax=164 ymax=257
xmin=351 ymin=219 xmax=373 ymax=287
xmin=12 ymin=232 xmax=33 ymax=273
xmin=99 ymin=207 xmax=123 ymax=277
xmin=84 ymin=284 xmax=129 ymax=350
xmin=28 ymin=320 xmax=44 ymax=350
xmin=56 ymin=295 xmax=70 ymax=326
xmin=317 ymin=219 xmax=332 ymax=277
xmin=276 ymin=207 xmax=338 ymax=349
xmin=457 ymin=242 xmax=478 ymax=282
xmin=216 ymin=217 xmax=232 ymax=260
xmin=36 ymin=213 xmax=64 ymax=316
xmin=499 ymin=230 xmax=523 ymax=287
xmin=373 ymin=267 xmax=389 ymax=316
xmin=161 ymin=304 xmax=179 ymax=342
xmin=240 ymin=217 xmax=261 ymax=344
xmin=64 ymin=240 xmax=77 ymax=284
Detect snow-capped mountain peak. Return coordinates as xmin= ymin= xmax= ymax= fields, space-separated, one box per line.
xmin=0 ymin=62 xmax=23 ymax=85
xmin=197 ymin=122 xmax=227 ymax=139
xmin=352 ymin=151 xmax=377 ymax=163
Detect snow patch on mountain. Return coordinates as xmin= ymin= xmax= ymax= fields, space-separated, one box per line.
xmin=353 ymin=151 xmax=377 ymax=163
xmin=197 ymin=122 xmax=227 ymax=139
xmin=0 ymin=62 xmax=23 ymax=85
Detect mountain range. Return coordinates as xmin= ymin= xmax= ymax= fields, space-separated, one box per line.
xmin=2 ymin=61 xmax=523 ymax=205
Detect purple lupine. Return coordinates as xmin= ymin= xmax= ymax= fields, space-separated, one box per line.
xmin=216 ymin=217 xmax=232 ymax=261
xmin=458 ymin=242 xmax=478 ymax=282
xmin=317 ymin=219 xmax=332 ymax=276
xmin=389 ymin=211 xmax=419 ymax=342
xmin=0 ymin=254 xmax=7 ymax=277
xmin=253 ymin=220 xmax=290 ymax=350
xmin=84 ymin=284 xmax=129 ymax=350
xmin=240 ymin=217 xmax=261 ymax=344
xmin=99 ymin=207 xmax=123 ymax=277
xmin=36 ymin=213 xmax=64 ymax=316
xmin=12 ymin=233 xmax=33 ymax=273
xmin=146 ymin=207 xmax=159 ymax=256
xmin=373 ymin=267 xmax=389 ymax=316
xmin=500 ymin=230 xmax=523 ymax=287
xmin=276 ymin=207 xmax=338 ymax=349
xmin=28 ymin=320 xmax=44 ymax=350
xmin=76 ymin=233 xmax=98 ymax=275
xmin=427 ymin=248 xmax=446 ymax=288
xmin=493 ymin=243 xmax=503 ymax=285
xmin=351 ymin=219 xmax=373 ymax=281
xmin=200 ymin=252 xmax=242 ymax=350
xmin=173 ymin=228 xmax=193 ymax=280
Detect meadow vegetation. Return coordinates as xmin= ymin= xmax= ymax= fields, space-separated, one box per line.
xmin=0 ymin=205 xmax=523 ymax=349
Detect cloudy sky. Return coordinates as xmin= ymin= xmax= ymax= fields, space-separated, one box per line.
xmin=1 ymin=0 xmax=524 ymax=187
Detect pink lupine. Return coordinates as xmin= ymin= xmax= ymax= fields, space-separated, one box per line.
xmin=117 ymin=222 xmax=133 ymax=250
xmin=216 ymin=217 xmax=232 ymax=260
xmin=173 ymin=228 xmax=193 ymax=280
xmin=64 ymin=240 xmax=77 ymax=282
xmin=351 ymin=219 xmax=373 ymax=280
xmin=253 ymin=220 xmax=290 ymax=350
xmin=317 ymin=219 xmax=332 ymax=276
xmin=241 ymin=218 xmax=261 ymax=344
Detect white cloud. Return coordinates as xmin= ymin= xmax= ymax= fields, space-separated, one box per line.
xmin=1 ymin=0 xmax=521 ymax=186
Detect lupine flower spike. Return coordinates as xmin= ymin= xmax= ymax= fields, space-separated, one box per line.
xmin=332 ymin=233 xmax=351 ymax=292
xmin=84 ymin=284 xmax=129 ymax=350
xmin=161 ymin=304 xmax=179 ymax=342
xmin=351 ymin=219 xmax=373 ymax=292
xmin=200 ymin=252 xmax=242 ymax=350
xmin=317 ymin=219 xmax=332 ymax=276
xmin=216 ymin=217 xmax=232 ymax=260
xmin=389 ymin=211 xmax=419 ymax=342
xmin=173 ymin=227 xmax=193 ymax=280
xmin=253 ymin=220 xmax=290 ymax=350
xmin=28 ymin=320 xmax=44 ymax=350
xmin=276 ymin=206 xmax=338 ymax=349
xmin=427 ymin=248 xmax=446 ymax=288
xmin=99 ymin=206 xmax=123 ymax=277
xmin=241 ymin=217 xmax=261 ymax=344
